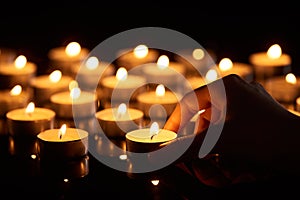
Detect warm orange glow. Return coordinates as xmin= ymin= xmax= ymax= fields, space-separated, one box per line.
xmin=157 ymin=55 xmax=169 ymax=70
xmin=85 ymin=56 xmax=99 ymax=70
xmin=192 ymin=48 xmax=205 ymax=60
xmin=116 ymin=67 xmax=128 ymax=81
xmin=49 ymin=70 xmax=62 ymax=83
xmin=267 ymin=44 xmax=282 ymax=59
xmin=58 ymin=124 xmax=67 ymax=139
xmin=14 ymin=55 xmax=27 ymax=69
xmin=155 ymin=84 xmax=165 ymax=97
xmin=219 ymin=58 xmax=233 ymax=71
xmin=285 ymin=73 xmax=297 ymax=84
xmin=69 ymin=80 xmax=79 ymax=91
xmin=10 ymin=85 xmax=22 ymax=96
xmin=65 ymin=42 xmax=81 ymax=57
xmin=25 ymin=102 xmax=35 ymax=114
xmin=133 ymin=44 xmax=149 ymax=59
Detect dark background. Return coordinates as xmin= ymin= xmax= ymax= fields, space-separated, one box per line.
xmin=1 ymin=4 xmax=300 ymax=75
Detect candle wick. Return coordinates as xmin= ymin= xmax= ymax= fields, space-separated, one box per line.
xmin=150 ymin=133 xmax=157 ymax=140
xmin=59 ymin=133 xmax=62 ymax=140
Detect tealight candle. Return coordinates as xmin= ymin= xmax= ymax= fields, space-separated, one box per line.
xmin=100 ymin=67 xmax=146 ymax=104
xmin=95 ymin=103 xmax=144 ymax=138
xmin=50 ymin=80 xmax=98 ymax=118
xmin=249 ymin=44 xmax=292 ymax=84
xmin=116 ymin=44 xmax=159 ymax=72
xmin=143 ymin=55 xmax=186 ymax=90
xmin=217 ymin=57 xmax=254 ymax=82
xmin=37 ymin=124 xmax=89 ymax=160
xmin=48 ymin=41 xmax=90 ymax=77
xmin=29 ymin=70 xmax=73 ymax=106
xmin=125 ymin=122 xmax=177 ymax=153
xmin=137 ymin=84 xmax=180 ymax=119
xmin=0 ymin=55 xmax=37 ymax=89
xmin=72 ymin=56 xmax=115 ymax=90
xmin=6 ymin=102 xmax=56 ymax=138
xmin=264 ymin=73 xmax=300 ymax=103
xmin=0 ymin=85 xmax=30 ymax=117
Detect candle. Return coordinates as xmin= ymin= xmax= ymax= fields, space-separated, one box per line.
xmin=116 ymin=44 xmax=159 ymax=72
xmin=143 ymin=55 xmax=186 ymax=91
xmin=249 ymin=44 xmax=292 ymax=84
xmin=29 ymin=70 xmax=72 ymax=106
xmin=50 ymin=80 xmax=98 ymax=118
xmin=6 ymin=102 xmax=55 ymax=138
xmin=0 ymin=85 xmax=30 ymax=117
xmin=125 ymin=122 xmax=177 ymax=153
xmin=100 ymin=67 xmax=146 ymax=104
xmin=48 ymin=41 xmax=90 ymax=77
xmin=72 ymin=56 xmax=115 ymax=90
xmin=217 ymin=57 xmax=254 ymax=82
xmin=0 ymin=55 xmax=37 ymax=89
xmin=37 ymin=124 xmax=89 ymax=160
xmin=137 ymin=84 xmax=181 ymax=119
xmin=264 ymin=73 xmax=300 ymax=103
xmin=95 ymin=103 xmax=144 ymax=138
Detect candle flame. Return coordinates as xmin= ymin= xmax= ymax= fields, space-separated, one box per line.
xmin=133 ymin=44 xmax=149 ymax=59
xmin=49 ymin=70 xmax=62 ymax=83
xmin=70 ymin=87 xmax=81 ymax=99
xmin=65 ymin=42 xmax=81 ymax=57
xmin=205 ymin=69 xmax=218 ymax=83
xmin=58 ymin=124 xmax=67 ymax=140
xmin=151 ymin=180 xmax=160 ymax=186
xmin=285 ymin=73 xmax=297 ymax=84
xmin=69 ymin=80 xmax=79 ymax=91
xmin=219 ymin=58 xmax=233 ymax=71
xmin=25 ymin=102 xmax=35 ymax=114
xmin=267 ymin=44 xmax=282 ymax=59
xmin=192 ymin=48 xmax=205 ymax=60
xmin=116 ymin=67 xmax=128 ymax=81
xmin=10 ymin=85 xmax=22 ymax=96
xmin=14 ymin=55 xmax=27 ymax=69
xmin=150 ymin=122 xmax=159 ymax=139
xmin=155 ymin=84 xmax=165 ymax=97
xmin=117 ymin=103 xmax=127 ymax=117
xmin=85 ymin=56 xmax=99 ymax=70
xmin=157 ymin=55 xmax=169 ymax=70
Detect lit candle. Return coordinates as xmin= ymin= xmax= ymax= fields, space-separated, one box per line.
xmin=137 ymin=84 xmax=180 ymax=119
xmin=6 ymin=102 xmax=55 ymax=138
xmin=37 ymin=124 xmax=89 ymax=160
xmin=73 ymin=56 xmax=115 ymax=90
xmin=125 ymin=121 xmax=177 ymax=153
xmin=100 ymin=67 xmax=146 ymax=104
xmin=95 ymin=103 xmax=144 ymax=138
xmin=48 ymin=41 xmax=90 ymax=77
xmin=29 ymin=70 xmax=72 ymax=106
xmin=249 ymin=44 xmax=292 ymax=84
xmin=143 ymin=55 xmax=186 ymax=90
xmin=116 ymin=44 xmax=159 ymax=72
xmin=50 ymin=80 xmax=98 ymax=118
xmin=217 ymin=57 xmax=254 ymax=82
xmin=0 ymin=55 xmax=37 ymax=89
xmin=264 ymin=72 xmax=300 ymax=104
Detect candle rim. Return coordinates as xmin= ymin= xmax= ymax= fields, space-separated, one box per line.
xmin=6 ymin=107 xmax=56 ymax=121
xmin=125 ymin=128 xmax=177 ymax=143
xmin=95 ymin=107 xmax=144 ymax=121
xmin=37 ymin=127 xmax=88 ymax=142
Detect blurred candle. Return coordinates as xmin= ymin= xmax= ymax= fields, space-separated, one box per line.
xmin=0 ymin=55 xmax=37 ymax=89
xmin=6 ymin=102 xmax=55 ymax=138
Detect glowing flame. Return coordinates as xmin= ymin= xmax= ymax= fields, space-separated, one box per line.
xmin=49 ymin=70 xmax=62 ymax=83
xmin=285 ymin=73 xmax=297 ymax=84
xmin=69 ymin=80 xmax=79 ymax=91
xmin=205 ymin=69 xmax=218 ymax=83
xmin=150 ymin=122 xmax=159 ymax=138
xmin=85 ymin=56 xmax=99 ymax=70
xmin=10 ymin=85 xmax=22 ymax=96
xmin=267 ymin=44 xmax=282 ymax=59
xmin=192 ymin=48 xmax=205 ymax=60
xmin=155 ymin=84 xmax=165 ymax=97
xmin=70 ymin=87 xmax=81 ymax=99
xmin=119 ymin=154 xmax=127 ymax=160
xmin=116 ymin=67 xmax=128 ymax=81
xmin=65 ymin=42 xmax=81 ymax=57
xmin=133 ymin=44 xmax=149 ymax=59
xmin=14 ymin=55 xmax=27 ymax=69
xmin=25 ymin=102 xmax=35 ymax=115
xmin=117 ymin=103 xmax=127 ymax=116
xmin=58 ymin=124 xmax=67 ymax=140
xmin=219 ymin=58 xmax=233 ymax=71
xmin=157 ymin=55 xmax=169 ymax=70
xmin=151 ymin=180 xmax=160 ymax=186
